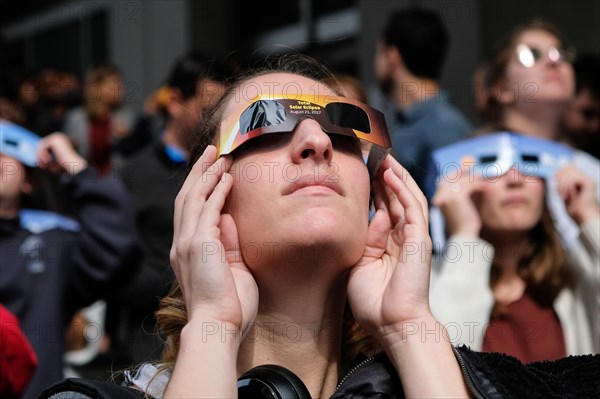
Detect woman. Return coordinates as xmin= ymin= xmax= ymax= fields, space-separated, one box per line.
xmin=0 ymin=121 xmax=137 ymax=399
xmin=484 ymin=19 xmax=575 ymax=139
xmin=146 ymin=54 xmax=469 ymax=398
xmin=63 ymin=65 xmax=135 ymax=175
xmin=482 ymin=19 xmax=600 ymax=250
xmin=431 ymin=154 xmax=599 ymax=362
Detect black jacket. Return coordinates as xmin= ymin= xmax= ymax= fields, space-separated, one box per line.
xmin=39 ymin=346 xmax=600 ymax=398
xmin=106 ymin=140 xmax=188 ymax=364
xmin=0 ymin=167 xmax=138 ymax=399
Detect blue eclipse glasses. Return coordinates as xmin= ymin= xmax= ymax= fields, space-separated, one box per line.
xmin=425 ymin=132 xmax=573 ymax=196
xmin=0 ymin=120 xmax=41 ymax=167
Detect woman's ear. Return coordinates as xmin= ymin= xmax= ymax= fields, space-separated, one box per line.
xmin=20 ymin=174 xmax=33 ymax=195
xmin=387 ymin=46 xmax=403 ymax=70
xmin=166 ymin=88 xmax=185 ymax=118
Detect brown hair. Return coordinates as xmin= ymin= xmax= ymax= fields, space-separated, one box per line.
xmin=488 ymin=206 xmax=573 ymax=314
xmin=83 ymin=65 xmax=122 ymax=119
xmin=483 ymin=19 xmax=566 ymax=127
xmin=155 ymin=53 xmax=380 ymax=372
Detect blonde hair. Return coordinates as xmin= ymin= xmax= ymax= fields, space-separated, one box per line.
xmin=83 ymin=65 xmax=122 ymax=119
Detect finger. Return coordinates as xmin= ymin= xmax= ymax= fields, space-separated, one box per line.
xmin=172 ymin=173 xmax=234 ymax=294
xmin=382 ymin=156 xmax=429 ymax=224
xmin=179 ymin=145 xmax=219 ymax=197
xmin=177 ymin=160 xmax=232 ymax=245
xmin=366 ymin=209 xmax=392 ymax=249
xmin=188 ymin=173 xmax=234 ymax=265
xmin=173 ymin=146 xmax=223 ymax=242
xmin=199 ymin=172 xmax=234 ymax=230
xmin=173 ymin=146 xmax=217 ymax=228
xmin=36 ymin=141 xmax=53 ymax=167
xmin=382 ymin=156 xmax=427 ymax=204
xmin=373 ymin=171 xmax=390 ymax=215
xmin=383 ymin=168 xmax=427 ymax=229
xmin=377 ymin=167 xmax=406 ymax=222
xmin=431 ymin=179 xmax=456 ymax=207
xmin=171 ymin=146 xmax=222 ymax=271
xmin=430 ymin=188 xmax=445 ymax=208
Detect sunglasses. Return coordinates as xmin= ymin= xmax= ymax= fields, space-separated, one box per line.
xmin=515 ymin=43 xmax=576 ymax=68
xmin=215 ymin=94 xmax=392 ymax=178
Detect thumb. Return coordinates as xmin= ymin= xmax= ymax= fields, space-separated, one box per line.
xmin=358 ymin=209 xmax=390 ymax=264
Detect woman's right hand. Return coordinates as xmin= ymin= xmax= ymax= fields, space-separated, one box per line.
xmin=431 ymin=168 xmax=485 ymax=237
xmin=37 ymin=132 xmax=87 ymax=175
xmin=170 ymin=145 xmax=258 ymax=335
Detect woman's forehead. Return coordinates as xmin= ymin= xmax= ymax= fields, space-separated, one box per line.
xmin=517 ymin=29 xmax=559 ymax=47
xmin=222 ymin=72 xmax=336 ymax=116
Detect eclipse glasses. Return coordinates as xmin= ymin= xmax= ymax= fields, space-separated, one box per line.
xmin=515 ymin=43 xmax=575 ymax=68
xmin=0 ymin=119 xmax=41 ymax=167
xmin=214 ymin=94 xmax=392 ymax=178
xmin=430 ymin=132 xmax=573 ymax=184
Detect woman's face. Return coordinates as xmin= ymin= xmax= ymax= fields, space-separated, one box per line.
xmin=500 ymin=29 xmax=574 ymax=106
xmin=476 ymin=169 xmax=545 ymax=234
xmin=0 ymin=154 xmax=30 ymax=201
xmin=222 ymin=73 xmax=371 ymax=272
xmin=99 ymin=74 xmax=124 ymax=107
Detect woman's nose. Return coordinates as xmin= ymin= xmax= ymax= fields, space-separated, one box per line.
xmin=505 ymin=167 xmax=526 ymax=186
xmin=290 ymin=118 xmax=333 ymax=166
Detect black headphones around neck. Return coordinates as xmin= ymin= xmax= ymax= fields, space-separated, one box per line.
xmin=237 ymin=364 xmax=312 ymax=399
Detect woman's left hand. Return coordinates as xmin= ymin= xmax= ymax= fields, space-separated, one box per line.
xmin=556 ymin=164 xmax=600 ymax=225
xmin=347 ymin=155 xmax=433 ymax=342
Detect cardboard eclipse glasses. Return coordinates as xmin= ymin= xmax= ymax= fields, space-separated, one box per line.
xmin=430 ymin=132 xmax=574 ymax=182
xmin=214 ymin=94 xmax=392 ymax=178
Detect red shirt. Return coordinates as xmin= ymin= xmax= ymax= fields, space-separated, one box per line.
xmin=88 ymin=115 xmax=112 ymax=176
xmin=482 ymin=291 xmax=566 ymax=363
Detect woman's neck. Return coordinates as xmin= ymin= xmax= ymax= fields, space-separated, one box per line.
xmin=0 ymin=199 xmax=20 ymax=219
xmin=162 ymin=123 xmax=189 ymax=154
xmin=502 ymin=103 xmax=565 ymax=139
xmin=484 ymin=231 xmax=528 ymax=304
xmin=392 ymin=75 xmax=440 ymax=110
xmin=237 ymin=273 xmax=347 ymax=399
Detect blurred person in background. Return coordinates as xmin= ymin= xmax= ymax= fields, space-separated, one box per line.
xmin=1 ymin=74 xmax=73 ymax=216
xmin=0 ymin=304 xmax=37 ymax=399
xmin=63 ymin=65 xmax=135 ymax=176
xmin=103 ymin=50 xmax=236 ymax=366
xmin=0 ymin=121 xmax=137 ymax=398
xmin=561 ymin=53 xmax=600 ymax=159
xmin=0 ymin=70 xmax=27 ymax=125
xmin=22 ymin=70 xmax=81 ymax=137
xmin=374 ymin=7 xmax=472 ymax=192
xmin=481 ymin=18 xmax=599 ymax=252
xmin=430 ymin=135 xmax=599 ymax=363
xmin=484 ymin=19 xmax=576 ymax=140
